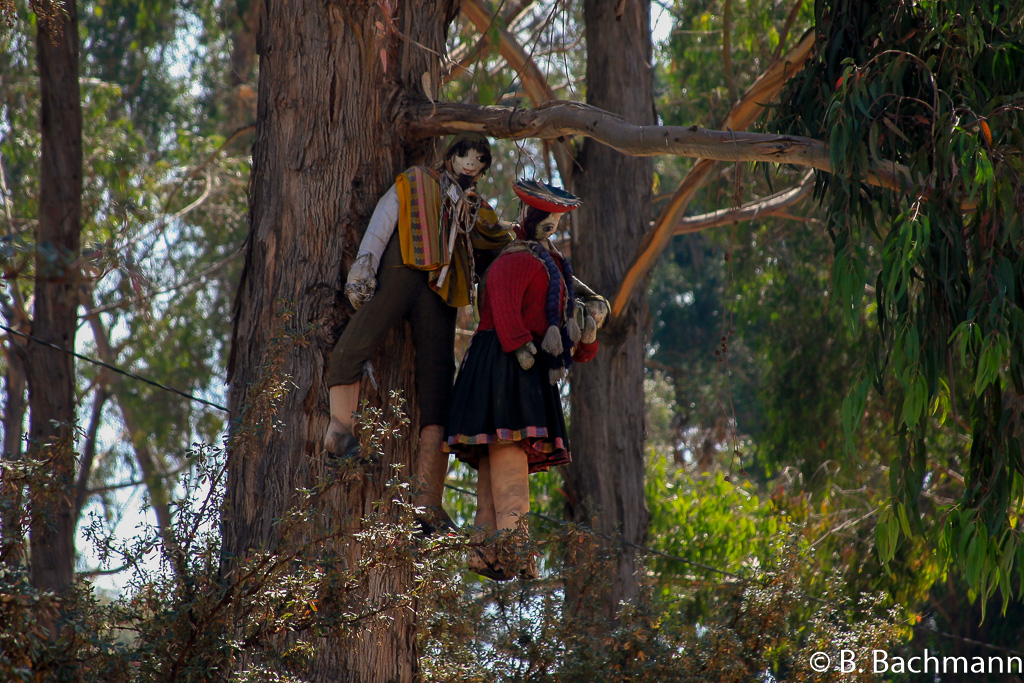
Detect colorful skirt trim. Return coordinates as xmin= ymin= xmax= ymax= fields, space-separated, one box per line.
xmin=445 ymin=330 xmax=571 ymax=473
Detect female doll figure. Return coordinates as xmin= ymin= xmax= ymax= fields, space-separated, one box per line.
xmin=446 ymin=180 xmax=605 ymax=580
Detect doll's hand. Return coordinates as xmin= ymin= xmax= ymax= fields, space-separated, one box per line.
xmin=514 ymin=341 xmax=537 ymax=370
xmin=463 ymin=188 xmax=482 ymax=210
xmin=345 ymin=253 xmax=377 ymax=309
xmin=583 ymin=295 xmax=611 ymax=328
xmin=581 ymin=308 xmax=598 ymax=344
xmin=573 ymin=300 xmax=599 ymax=344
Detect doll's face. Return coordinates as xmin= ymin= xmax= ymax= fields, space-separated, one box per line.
xmin=533 ymin=213 xmax=562 ymax=241
xmin=451 ymin=150 xmax=486 ymax=178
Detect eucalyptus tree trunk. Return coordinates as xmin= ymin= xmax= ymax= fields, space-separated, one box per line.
xmin=565 ymin=0 xmax=654 ymax=620
xmin=26 ymin=0 xmax=82 ymax=597
xmin=1 ymin=331 xmax=28 ymax=563
xmin=224 ymin=0 xmax=455 ymax=679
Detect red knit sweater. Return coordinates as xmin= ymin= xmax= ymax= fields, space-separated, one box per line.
xmin=477 ymin=247 xmax=598 ymax=363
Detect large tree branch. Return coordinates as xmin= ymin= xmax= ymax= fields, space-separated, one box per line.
xmin=673 ymin=172 xmax=814 ymax=234
xmin=613 ymin=28 xmax=817 ymax=318
xmin=457 ymin=0 xmax=575 ymax=182
xmin=446 ymin=0 xmax=528 ymax=72
xmin=407 ymin=28 xmax=923 ymax=322
xmin=405 ymin=100 xmax=909 ymax=189
xmin=412 ymin=29 xmax=820 ymax=166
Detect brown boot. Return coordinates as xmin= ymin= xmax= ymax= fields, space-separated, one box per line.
xmin=413 ymin=425 xmax=456 ymax=536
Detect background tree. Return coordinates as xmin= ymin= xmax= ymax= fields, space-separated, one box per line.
xmin=2 ymin=0 xmax=249 ymax=595
xmin=772 ymin=0 xmax=1024 ymax=612
xmin=25 ymin=0 xmax=82 ymax=603
xmin=561 ymin=0 xmax=654 ymax=617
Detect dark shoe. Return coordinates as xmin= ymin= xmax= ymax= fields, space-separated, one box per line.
xmin=324 ymin=418 xmax=354 ymax=455
xmin=326 ymin=431 xmax=378 ymax=466
xmin=414 ymin=508 xmax=459 ymax=538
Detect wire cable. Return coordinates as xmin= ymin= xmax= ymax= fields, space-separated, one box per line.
xmin=0 ymin=322 xmax=228 ymax=412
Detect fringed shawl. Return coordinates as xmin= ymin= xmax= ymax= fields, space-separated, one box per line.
xmin=395 ymin=166 xmax=501 ymax=307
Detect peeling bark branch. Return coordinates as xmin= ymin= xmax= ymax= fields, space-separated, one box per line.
xmin=407 ymin=101 xmax=909 ymax=187
xmin=411 ymin=31 xmax=820 ymax=161
xmin=772 ymin=0 xmax=806 ymax=64
xmin=673 ymin=172 xmax=814 ymax=234
xmin=447 ymin=0 xmax=533 ymax=77
xmin=609 ymin=30 xmax=824 ymax=318
xmin=412 ymin=29 xmax=938 ymax=321
xmin=408 ymin=98 xmax=824 ymax=162
xmin=406 ymin=94 xmax=916 ymax=318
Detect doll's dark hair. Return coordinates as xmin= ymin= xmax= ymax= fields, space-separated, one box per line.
xmin=443 ymin=133 xmax=492 ymax=175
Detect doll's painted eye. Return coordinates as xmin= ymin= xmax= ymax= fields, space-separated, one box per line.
xmin=535 ymin=214 xmax=561 ymax=239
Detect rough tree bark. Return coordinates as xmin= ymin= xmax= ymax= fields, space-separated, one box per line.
xmin=0 ymin=160 xmax=30 ymax=563
xmin=1 ymin=330 xmax=28 ymax=563
xmin=26 ymin=0 xmax=82 ymax=597
xmin=223 ymin=0 xmax=456 ymax=679
xmin=562 ymin=0 xmax=654 ymax=618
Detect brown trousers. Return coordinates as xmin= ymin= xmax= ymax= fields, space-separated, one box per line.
xmin=327 ymin=237 xmax=457 ymax=427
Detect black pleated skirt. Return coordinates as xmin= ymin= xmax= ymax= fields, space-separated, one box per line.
xmin=445 ymin=330 xmax=571 ymax=473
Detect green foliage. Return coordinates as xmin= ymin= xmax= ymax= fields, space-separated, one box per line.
xmin=657 ymin=0 xmax=814 ymax=128
xmin=0 ymin=374 xmax=900 ymax=682
xmin=647 ymin=457 xmax=782 ymax=577
xmin=773 ymin=0 xmax=1024 ymax=605
xmin=1 ymin=368 xmax=463 ymax=681
xmin=422 ymin=524 xmax=899 ymax=682
xmin=7 ymin=0 xmax=1023 ymax=675
xmin=649 ymin=0 xmax=829 ymax=479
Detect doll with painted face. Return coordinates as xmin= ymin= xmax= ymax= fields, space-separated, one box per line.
xmin=445 ymin=180 xmax=609 ymax=581
xmin=325 ymin=133 xmax=512 ymax=535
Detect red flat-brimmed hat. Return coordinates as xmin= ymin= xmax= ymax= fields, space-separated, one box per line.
xmin=513 ymin=179 xmax=581 ymax=213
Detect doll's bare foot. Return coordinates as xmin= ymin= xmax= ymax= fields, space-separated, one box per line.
xmin=517 ymin=553 xmax=539 ymax=580
xmin=467 ymin=531 xmax=512 ymax=581
xmin=495 ymin=527 xmax=539 ymax=580
xmin=323 ymin=418 xmax=374 ymax=465
xmin=412 ymin=425 xmax=456 ymax=537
